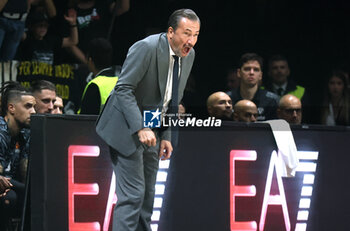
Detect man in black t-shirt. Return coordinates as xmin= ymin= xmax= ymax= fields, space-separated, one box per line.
xmin=16 ymin=11 xmax=78 ymax=65
xmin=227 ymin=53 xmax=279 ymax=121
xmin=65 ymin=0 xmax=129 ymax=64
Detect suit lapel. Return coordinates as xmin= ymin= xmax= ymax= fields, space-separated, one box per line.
xmin=157 ymin=33 xmax=169 ymax=100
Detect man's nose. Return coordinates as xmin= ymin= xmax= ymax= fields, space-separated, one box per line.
xmin=49 ymin=101 xmax=54 ymax=109
xmin=187 ymin=35 xmax=196 ymax=46
xmin=251 ymin=115 xmax=256 ymax=122
xmin=293 ymin=110 xmax=298 ymax=117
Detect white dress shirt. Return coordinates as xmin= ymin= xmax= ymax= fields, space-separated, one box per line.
xmin=162 ymin=44 xmax=181 ymax=114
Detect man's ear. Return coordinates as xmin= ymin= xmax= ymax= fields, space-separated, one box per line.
xmin=276 ymin=108 xmax=282 ymax=119
xmin=233 ymin=112 xmax=238 ymax=121
xmin=259 ymin=71 xmax=263 ymax=81
xmin=207 ymin=106 xmax=213 ymax=116
xmin=167 ymin=27 xmax=174 ymax=38
xmin=8 ymin=103 xmax=15 ymax=114
xmin=237 ymin=69 xmax=242 ymax=79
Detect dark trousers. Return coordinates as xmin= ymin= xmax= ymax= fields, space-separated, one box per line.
xmin=0 ymin=182 xmax=25 ymax=230
xmin=109 ymin=135 xmax=160 ymax=231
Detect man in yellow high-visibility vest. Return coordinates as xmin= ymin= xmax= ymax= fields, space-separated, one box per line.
xmin=78 ymin=38 xmax=119 ymax=114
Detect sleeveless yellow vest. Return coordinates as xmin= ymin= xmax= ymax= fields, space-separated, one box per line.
xmin=288 ymin=85 xmax=305 ymax=100
xmin=78 ymin=75 xmax=118 ymax=114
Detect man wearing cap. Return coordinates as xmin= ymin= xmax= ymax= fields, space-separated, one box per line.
xmin=16 ymin=10 xmax=78 ymax=65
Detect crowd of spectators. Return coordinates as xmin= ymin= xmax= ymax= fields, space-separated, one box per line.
xmin=205 ymin=52 xmax=350 ymax=126
xmin=1 ymin=0 xmax=350 ymax=126
xmin=1 ymin=1 xmax=350 ymax=229
xmin=0 ymin=0 xmax=130 ymax=63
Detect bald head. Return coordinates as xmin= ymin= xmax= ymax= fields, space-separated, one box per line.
xmin=277 ymin=94 xmax=302 ymax=124
xmin=233 ymin=100 xmax=258 ymax=122
xmin=207 ymin=91 xmax=233 ymax=120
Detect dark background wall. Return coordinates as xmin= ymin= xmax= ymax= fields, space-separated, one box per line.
xmin=109 ymin=0 xmax=350 ymax=111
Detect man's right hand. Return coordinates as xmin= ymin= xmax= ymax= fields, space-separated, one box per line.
xmin=0 ymin=176 xmax=12 ymax=197
xmin=137 ymin=128 xmax=156 ymax=147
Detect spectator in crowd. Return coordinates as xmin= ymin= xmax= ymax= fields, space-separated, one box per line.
xmin=320 ymin=70 xmax=350 ymax=126
xmin=52 ymin=95 xmax=64 ymax=114
xmin=277 ymin=94 xmax=302 ymax=125
xmin=0 ymin=81 xmax=36 ymax=230
xmin=265 ymin=55 xmax=307 ymax=101
xmin=225 ymin=67 xmax=240 ymax=91
xmin=31 ymin=80 xmax=56 ymax=114
xmin=65 ymin=0 xmax=129 ymax=64
xmin=227 ymin=53 xmax=279 ymax=121
xmin=207 ymin=91 xmax=233 ymax=120
xmin=233 ymin=99 xmax=258 ymax=122
xmin=78 ymin=38 xmax=118 ymax=114
xmin=16 ymin=10 xmax=77 ymax=65
xmin=29 ymin=0 xmax=57 ymax=18
xmin=0 ymin=0 xmax=28 ymax=61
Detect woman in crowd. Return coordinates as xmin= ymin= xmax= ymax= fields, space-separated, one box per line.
xmin=320 ymin=70 xmax=350 ymax=126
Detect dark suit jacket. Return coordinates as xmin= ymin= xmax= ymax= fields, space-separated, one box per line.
xmin=96 ymin=33 xmax=195 ymax=155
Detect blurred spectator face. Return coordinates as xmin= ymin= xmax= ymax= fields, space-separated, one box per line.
xmin=32 ymin=22 xmax=49 ymax=40
xmin=52 ymin=97 xmax=64 ymax=114
xmin=33 ymin=89 xmax=56 ymax=114
xmin=233 ymin=100 xmax=258 ymax=122
xmin=226 ymin=69 xmax=240 ymax=90
xmin=238 ymin=61 xmax=262 ymax=87
xmin=268 ymin=60 xmax=290 ymax=85
xmin=328 ymin=75 xmax=344 ymax=99
xmin=277 ymin=95 xmax=302 ymax=124
xmin=11 ymin=95 xmax=36 ymax=128
xmin=207 ymin=92 xmax=233 ymax=120
xmin=31 ymin=0 xmax=41 ymax=4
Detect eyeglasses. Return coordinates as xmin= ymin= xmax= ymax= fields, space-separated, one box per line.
xmin=282 ymin=108 xmax=302 ymax=115
xmin=244 ymin=112 xmax=258 ymax=118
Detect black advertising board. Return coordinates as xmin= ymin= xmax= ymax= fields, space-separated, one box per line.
xmin=30 ymin=115 xmax=350 ymax=231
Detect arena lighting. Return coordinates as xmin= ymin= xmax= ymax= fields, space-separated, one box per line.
xmin=151 ymin=159 xmax=171 ymax=231
xmin=68 ymin=145 xmax=101 ymax=231
xmin=230 ymin=150 xmax=319 ymax=231
xmin=295 ymin=151 xmax=319 ymax=231
xmin=68 ymin=146 xmax=118 ymax=231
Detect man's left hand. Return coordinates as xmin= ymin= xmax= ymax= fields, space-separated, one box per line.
xmin=159 ymin=140 xmax=173 ymax=160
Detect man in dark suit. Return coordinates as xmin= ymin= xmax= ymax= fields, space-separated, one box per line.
xmin=96 ymin=9 xmax=200 ymax=231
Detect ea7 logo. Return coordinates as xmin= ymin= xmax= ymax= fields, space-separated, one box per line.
xmin=68 ymin=145 xmax=117 ymax=231
xmin=67 ymin=145 xmax=168 ymax=231
xmin=230 ymin=150 xmax=318 ymax=231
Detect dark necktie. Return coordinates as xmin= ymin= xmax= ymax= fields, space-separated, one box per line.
xmin=170 ymin=55 xmax=179 ymax=113
xmin=170 ymin=55 xmax=179 ymax=146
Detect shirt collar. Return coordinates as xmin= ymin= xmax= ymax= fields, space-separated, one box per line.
xmin=272 ymin=82 xmax=287 ymax=91
xmin=169 ymin=43 xmax=177 ymax=59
